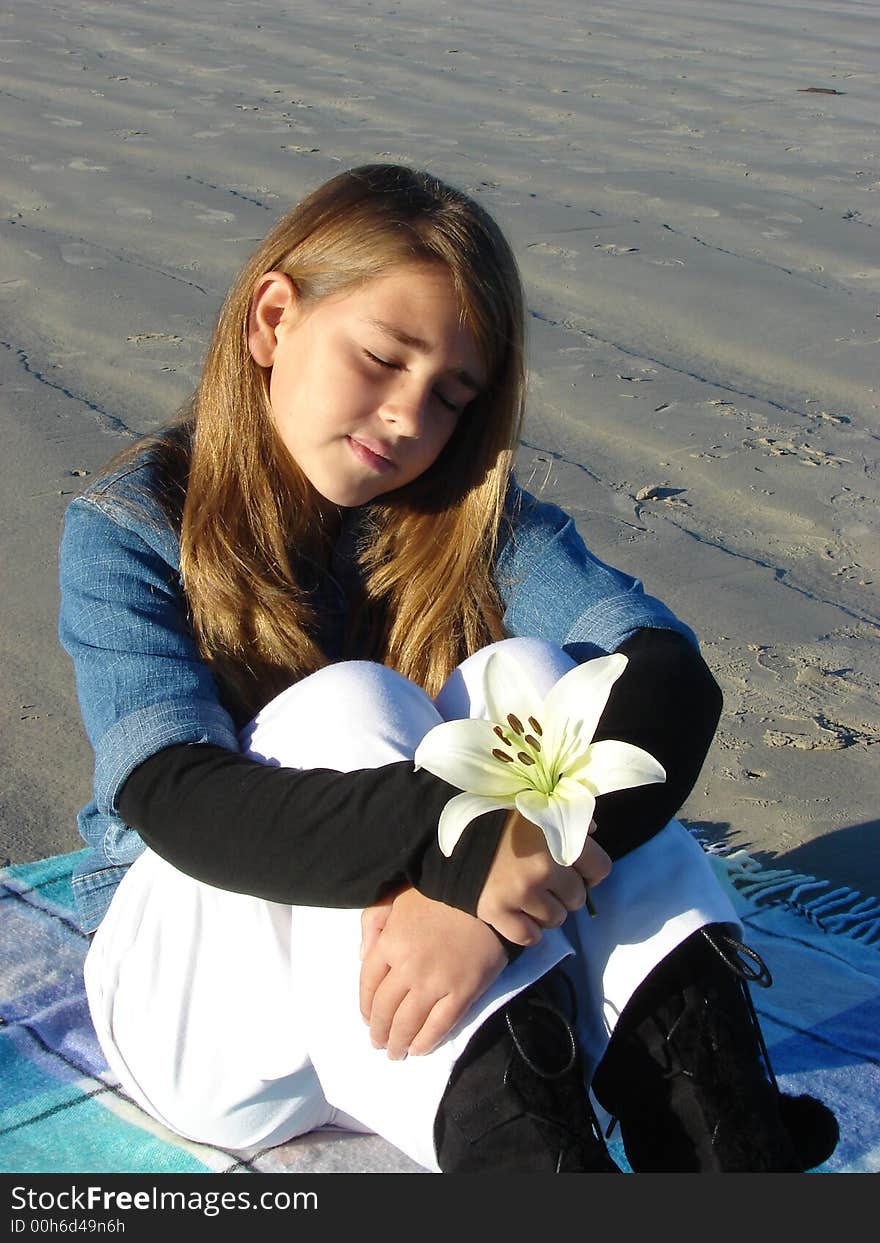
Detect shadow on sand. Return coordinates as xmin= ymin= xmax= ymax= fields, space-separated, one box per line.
xmin=684 ymin=817 xmax=880 ymax=904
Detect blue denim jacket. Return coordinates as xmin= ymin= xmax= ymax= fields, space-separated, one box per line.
xmin=59 ymin=452 xmax=696 ymax=933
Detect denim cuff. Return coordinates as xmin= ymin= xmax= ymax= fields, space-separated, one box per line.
xmin=95 ymin=700 xmax=240 ymax=814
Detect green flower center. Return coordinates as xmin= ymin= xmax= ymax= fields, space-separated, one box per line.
xmin=490 ymin=712 xmax=580 ymax=795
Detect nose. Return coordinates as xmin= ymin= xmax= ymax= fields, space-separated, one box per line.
xmin=379 ymin=377 xmax=431 ymax=437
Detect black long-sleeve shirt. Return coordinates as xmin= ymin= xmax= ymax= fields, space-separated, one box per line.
xmin=118 ymin=629 xmax=722 ymax=917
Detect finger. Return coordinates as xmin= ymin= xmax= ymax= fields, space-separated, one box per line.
xmin=547 ymin=866 xmax=589 ymax=913
xmin=572 ymin=837 xmax=613 ymax=888
xmin=384 ymin=989 xmax=446 ymax=1061
xmin=521 ymin=891 xmax=570 ymax=929
xmin=359 ymin=889 xmax=398 ymax=958
xmin=358 ymin=948 xmax=391 ymax=1022
xmin=409 ymin=992 xmax=469 ymax=1057
xmin=494 ymin=910 xmax=544 ymax=947
xmin=360 ymin=905 xmax=391 ymax=962
xmin=368 ymin=974 xmax=412 ymax=1052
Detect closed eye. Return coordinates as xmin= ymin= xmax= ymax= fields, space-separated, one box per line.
xmin=435 ymin=391 xmax=463 ymax=414
xmin=364 ymin=349 xmax=397 ymax=370
xmin=364 ymin=349 xmax=466 ymax=415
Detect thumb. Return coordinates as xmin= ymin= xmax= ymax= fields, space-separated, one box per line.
xmin=359 ymin=890 xmax=397 ymax=960
xmin=571 ymin=834 xmax=613 ymax=887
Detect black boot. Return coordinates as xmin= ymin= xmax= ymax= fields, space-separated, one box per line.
xmin=591 ymin=925 xmax=839 ymax=1173
xmin=435 ymin=966 xmax=621 ymax=1173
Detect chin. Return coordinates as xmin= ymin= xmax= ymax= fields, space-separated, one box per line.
xmin=317 ymin=485 xmax=379 ymax=509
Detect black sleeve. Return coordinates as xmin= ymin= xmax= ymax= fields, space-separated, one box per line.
xmin=588 ymin=628 xmax=723 ymax=860
xmin=118 ymin=628 xmax=720 ymax=918
xmin=118 ymin=748 xmax=506 ymax=914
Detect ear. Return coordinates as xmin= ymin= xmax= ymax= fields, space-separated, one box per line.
xmin=247 ymin=271 xmax=298 ymax=367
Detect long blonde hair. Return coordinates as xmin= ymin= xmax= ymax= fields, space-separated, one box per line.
xmin=141 ymin=165 xmax=526 ymax=718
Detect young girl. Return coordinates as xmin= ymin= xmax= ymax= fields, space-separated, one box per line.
xmin=59 ymin=163 xmax=837 ymax=1174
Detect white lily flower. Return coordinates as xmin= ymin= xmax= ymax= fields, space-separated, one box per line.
xmin=414 ymin=648 xmax=666 ymax=868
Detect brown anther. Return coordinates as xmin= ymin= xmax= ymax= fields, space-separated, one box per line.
xmin=492 ymin=748 xmax=514 ymax=763
xmin=507 ymin=713 xmax=524 ymax=735
xmin=524 ymin=734 xmax=542 ymax=752
xmin=493 ymin=725 xmax=513 ymax=745
xmin=528 ymin=717 xmax=543 ymax=737
xmin=517 ymin=752 xmax=536 ymax=766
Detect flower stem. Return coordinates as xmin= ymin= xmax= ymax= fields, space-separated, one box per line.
xmin=585 ymin=888 xmax=597 ymax=918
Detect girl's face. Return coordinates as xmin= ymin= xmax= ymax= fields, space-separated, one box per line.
xmin=249 ymin=264 xmax=486 ymax=508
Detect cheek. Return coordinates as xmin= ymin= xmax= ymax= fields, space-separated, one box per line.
xmin=267 ymin=358 xmax=294 ymax=417
xmin=435 ymin=409 xmax=464 ymax=453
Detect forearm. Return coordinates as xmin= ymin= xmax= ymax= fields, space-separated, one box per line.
xmin=118 ymin=743 xmax=506 ymax=912
xmin=118 ymin=628 xmax=719 ymax=912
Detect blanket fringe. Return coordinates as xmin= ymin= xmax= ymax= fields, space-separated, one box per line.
xmin=693 ymin=835 xmax=880 ymax=949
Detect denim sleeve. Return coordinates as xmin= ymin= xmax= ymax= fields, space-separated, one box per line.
xmin=58 ymin=497 xmax=240 ymax=817
xmin=497 ymin=486 xmax=698 ymax=657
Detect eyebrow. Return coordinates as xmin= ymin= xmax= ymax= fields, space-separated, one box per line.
xmin=365 ymin=318 xmax=483 ymax=392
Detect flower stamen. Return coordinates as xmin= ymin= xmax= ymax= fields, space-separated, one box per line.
xmin=414 ymin=649 xmax=663 ymax=886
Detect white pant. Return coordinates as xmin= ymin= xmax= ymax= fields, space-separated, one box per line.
xmin=85 ymin=638 xmax=739 ymax=1171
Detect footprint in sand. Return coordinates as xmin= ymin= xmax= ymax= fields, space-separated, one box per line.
xmin=126 ymin=333 xmax=184 ymax=346
xmin=750 ymin=436 xmax=850 ymax=467
xmin=114 ymin=205 xmax=153 ymax=220
xmin=68 ymin=158 xmax=109 ymax=172
xmin=813 ymin=411 xmax=850 ymax=425
xmin=763 ymin=721 xmax=860 ymax=751
xmin=60 ymin=243 xmax=107 ymax=268
xmin=183 ymin=201 xmax=235 ymax=224
xmin=527 ymin=241 xmax=578 ymax=260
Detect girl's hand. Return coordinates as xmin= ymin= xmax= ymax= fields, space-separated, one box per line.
xmin=359 ymin=889 xmax=397 ymax=963
xmin=476 ymin=810 xmax=612 ymax=946
xmin=359 ymin=886 xmax=507 ymax=1060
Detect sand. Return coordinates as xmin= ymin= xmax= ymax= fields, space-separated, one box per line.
xmin=1 ymin=0 xmax=877 ymax=898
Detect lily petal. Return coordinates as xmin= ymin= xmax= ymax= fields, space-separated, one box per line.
xmin=515 ymin=786 xmax=597 ymax=866
xmin=482 ymin=648 xmax=544 ymax=730
xmin=438 ymin=791 xmax=516 ymax=857
xmin=577 ymin=738 xmax=666 ymax=795
xmin=541 ymin=653 xmax=629 ymax=752
xmin=414 ymin=718 xmax=527 ymax=795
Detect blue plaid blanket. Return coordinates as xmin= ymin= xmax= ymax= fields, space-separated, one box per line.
xmin=2 ymin=847 xmax=878 ymax=1174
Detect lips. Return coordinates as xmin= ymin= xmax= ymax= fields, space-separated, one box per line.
xmin=346 ymin=435 xmax=397 ymax=473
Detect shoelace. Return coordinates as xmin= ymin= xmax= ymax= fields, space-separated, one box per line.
xmin=504 ymin=972 xmax=579 ymax=1080
xmin=699 ymin=926 xmax=773 ymax=988
xmin=603 ymin=927 xmax=781 ymax=1140
xmin=502 ymin=975 xmax=614 ymax=1165
xmin=699 ymin=926 xmax=781 ymax=1095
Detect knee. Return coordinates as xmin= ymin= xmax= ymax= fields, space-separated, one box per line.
xmin=434 ymin=638 xmax=577 ymax=720
xmin=490 ymin=636 xmax=572 ymax=668
xmin=244 ymin=660 xmax=442 ymax=769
